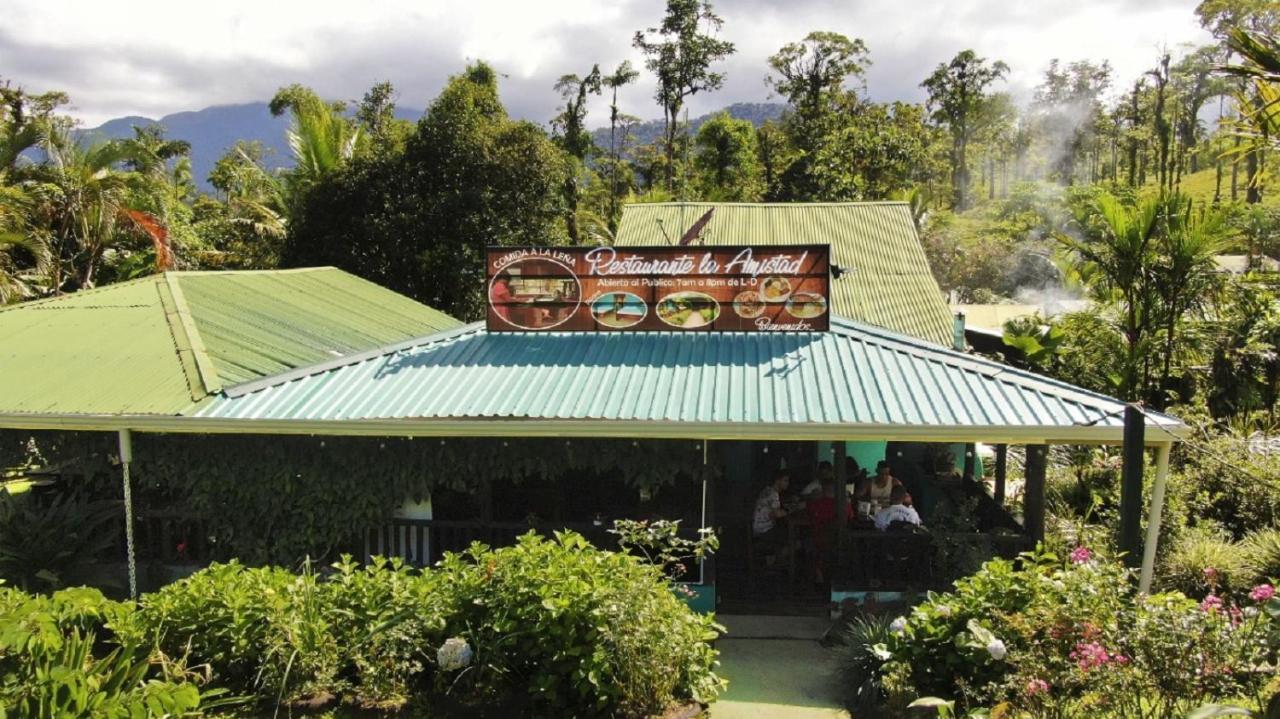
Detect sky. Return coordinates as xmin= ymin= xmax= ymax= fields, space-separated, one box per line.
xmin=1 ymin=0 xmax=1215 ymax=129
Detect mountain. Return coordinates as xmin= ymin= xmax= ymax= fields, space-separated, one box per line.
xmin=588 ymin=102 xmax=786 ymax=157
xmin=75 ymin=100 xmax=785 ymax=192
xmin=78 ymin=103 xmax=423 ymax=192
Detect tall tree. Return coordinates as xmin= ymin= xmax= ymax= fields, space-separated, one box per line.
xmin=633 ymin=0 xmax=736 ymax=193
xmin=766 ymin=31 xmax=871 ymax=200
xmin=552 ymin=66 xmax=602 ymax=243
xmin=603 ymin=61 xmax=640 ymax=225
xmin=283 ymin=62 xmax=569 ymax=319
xmin=1032 ymin=59 xmax=1112 ymax=186
xmin=692 ymin=112 xmax=762 ymax=201
xmin=921 ymin=50 xmax=1008 ymax=210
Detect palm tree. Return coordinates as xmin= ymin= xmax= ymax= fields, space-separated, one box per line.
xmin=1059 ymin=193 xmax=1161 ymax=401
xmin=23 ymin=129 xmax=172 ymax=290
xmin=268 ymin=85 xmax=361 ymax=201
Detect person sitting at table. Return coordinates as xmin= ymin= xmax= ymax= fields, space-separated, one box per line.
xmin=858 ymin=460 xmax=902 ymax=509
xmin=806 ymin=477 xmax=852 ymax=583
xmin=752 ymin=469 xmax=792 ymax=565
xmin=874 ymin=485 xmax=922 ymax=531
xmin=800 ymin=461 xmax=834 ymax=499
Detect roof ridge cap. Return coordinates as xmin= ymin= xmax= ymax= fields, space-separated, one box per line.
xmin=160 ymin=274 xmax=223 ymax=396
xmin=222 ymin=321 xmax=485 ymax=398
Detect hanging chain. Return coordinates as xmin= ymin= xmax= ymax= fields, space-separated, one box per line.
xmin=122 ymin=458 xmax=137 ymax=600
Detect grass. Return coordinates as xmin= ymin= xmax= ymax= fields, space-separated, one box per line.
xmin=1162 ymin=164 xmax=1279 ymax=208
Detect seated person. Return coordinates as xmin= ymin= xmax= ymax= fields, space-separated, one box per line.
xmin=874 ymin=485 xmax=922 ymax=531
xmin=800 ymin=461 xmax=834 ymax=499
xmin=806 ymin=477 xmax=852 ymax=583
xmin=858 ymin=460 xmax=904 ymax=511
xmin=753 ymin=469 xmax=792 ymax=563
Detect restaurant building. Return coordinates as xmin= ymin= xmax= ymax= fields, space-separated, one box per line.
xmin=0 ymin=204 xmax=1186 ymax=611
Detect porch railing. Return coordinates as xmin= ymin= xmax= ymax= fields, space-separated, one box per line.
xmin=365 ymin=519 xmax=621 ymax=567
xmin=835 ymin=530 xmax=1033 ymax=592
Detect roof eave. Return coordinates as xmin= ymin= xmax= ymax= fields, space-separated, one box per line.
xmin=0 ymin=413 xmax=1188 ymax=446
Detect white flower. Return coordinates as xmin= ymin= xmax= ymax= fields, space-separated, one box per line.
xmin=986 ymin=638 xmax=1007 ymax=661
xmin=437 ymin=637 xmax=474 ymax=671
xmin=936 ymin=605 xmax=953 ymax=618
xmin=890 ymin=617 xmax=907 ymax=635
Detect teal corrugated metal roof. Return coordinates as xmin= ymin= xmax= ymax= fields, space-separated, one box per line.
xmin=0 ymin=268 xmax=460 ymax=416
xmin=194 ymin=318 xmax=1182 ymax=436
xmin=615 ymin=202 xmax=954 ymax=346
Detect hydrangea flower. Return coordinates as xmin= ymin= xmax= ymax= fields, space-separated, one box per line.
xmin=1069 ymin=546 xmax=1093 ymax=565
xmin=437 ymin=637 xmax=474 ymax=671
xmin=986 ymin=638 xmax=1007 ymax=661
xmin=1070 ymin=641 xmax=1115 ymax=671
xmin=1025 ymin=678 xmax=1050 ymax=696
xmin=890 ymin=617 xmax=907 ymax=635
xmin=1200 ymin=595 xmax=1223 ymax=614
xmin=1250 ymin=584 xmax=1275 ymax=602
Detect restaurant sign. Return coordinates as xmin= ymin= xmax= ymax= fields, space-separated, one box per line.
xmin=485 ymin=245 xmax=830 ymax=332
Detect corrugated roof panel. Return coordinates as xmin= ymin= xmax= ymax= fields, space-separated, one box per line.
xmin=0 ymin=279 xmax=196 ymax=415
xmin=195 ymin=317 xmax=1179 ymax=437
xmin=616 ymin=203 xmax=954 ymax=346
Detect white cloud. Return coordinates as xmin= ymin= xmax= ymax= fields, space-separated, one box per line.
xmin=0 ymin=0 xmax=1213 ymax=127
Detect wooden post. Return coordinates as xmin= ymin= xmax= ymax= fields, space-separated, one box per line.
xmin=1023 ymin=445 xmax=1047 ymax=544
xmin=833 ymin=441 xmax=848 ymax=573
xmin=1139 ymin=443 xmax=1172 ymax=594
xmin=479 ymin=476 xmax=493 ymax=523
xmin=702 ymin=441 xmax=716 ymax=587
xmin=994 ymin=444 xmax=1008 ymax=503
xmin=1119 ymin=405 xmax=1145 ymax=568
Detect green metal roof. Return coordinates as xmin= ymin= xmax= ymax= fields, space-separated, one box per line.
xmin=615 ymin=202 xmax=954 ymax=346
xmin=0 ymin=268 xmax=460 ymax=416
xmin=186 ymin=318 xmax=1184 ymax=444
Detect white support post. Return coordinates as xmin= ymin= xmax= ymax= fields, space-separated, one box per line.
xmin=118 ymin=429 xmax=137 ymax=600
xmin=1138 ymin=442 xmax=1172 ymax=594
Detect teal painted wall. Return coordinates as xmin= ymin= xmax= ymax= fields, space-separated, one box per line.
xmin=679 ymin=583 xmax=716 ymax=613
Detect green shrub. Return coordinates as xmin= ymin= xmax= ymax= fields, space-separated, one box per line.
xmin=1244 ymin=527 xmax=1280 ymax=584
xmin=1158 ymin=528 xmax=1251 ymax=599
xmin=833 ymin=613 xmax=894 ymax=716
xmin=135 ymin=532 xmax=722 ymax=716
xmin=0 ymin=491 xmax=119 ymax=591
xmin=0 ymin=586 xmax=219 ymax=716
xmin=873 ymin=547 xmax=1277 ymax=716
xmin=433 ymin=531 xmax=724 ymax=718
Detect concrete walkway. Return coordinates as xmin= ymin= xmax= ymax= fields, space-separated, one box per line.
xmin=708 ymin=615 xmax=850 ymax=719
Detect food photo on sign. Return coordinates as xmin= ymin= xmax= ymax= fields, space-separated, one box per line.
xmin=485 ymin=246 xmax=831 ymax=333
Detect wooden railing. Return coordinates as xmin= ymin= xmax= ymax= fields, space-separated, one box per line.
xmin=109 ymin=507 xmax=212 ymax=564
xmin=836 ymin=530 xmax=1033 ymax=591
xmin=365 ymin=519 xmax=621 ymax=567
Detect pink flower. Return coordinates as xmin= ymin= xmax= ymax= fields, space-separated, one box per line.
xmin=1069 ymin=546 xmax=1093 ymax=565
xmin=1203 ymin=566 xmax=1219 ymax=582
xmin=1250 ymin=584 xmax=1276 ymax=602
xmin=1200 ymin=595 xmax=1223 ymax=613
xmin=1025 ymin=678 xmax=1050 ymax=696
xmin=1071 ymin=641 xmax=1112 ymax=671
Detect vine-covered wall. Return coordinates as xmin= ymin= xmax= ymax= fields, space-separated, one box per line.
xmin=1 ymin=430 xmax=712 ymax=565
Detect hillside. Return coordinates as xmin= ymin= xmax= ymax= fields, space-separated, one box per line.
xmin=1167 ymin=164 xmax=1279 ymax=208
xmin=78 ymin=103 xmax=424 ymax=192
xmin=588 ymin=102 xmax=785 ymax=157
xmin=74 ymin=101 xmax=785 ymax=193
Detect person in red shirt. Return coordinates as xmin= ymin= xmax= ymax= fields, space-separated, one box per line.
xmin=491 ymin=276 xmax=515 ymax=323
xmin=806 ymin=477 xmax=852 ymax=584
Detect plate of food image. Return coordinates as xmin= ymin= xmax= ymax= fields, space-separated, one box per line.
xmin=656 ymin=291 xmax=720 ymax=329
xmin=734 ymin=290 xmax=765 ymax=318
xmin=786 ymin=292 xmax=828 ymax=319
xmin=761 ymin=277 xmax=792 ymax=303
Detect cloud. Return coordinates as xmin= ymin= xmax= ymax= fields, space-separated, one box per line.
xmin=0 ymin=0 xmax=1212 ymax=128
